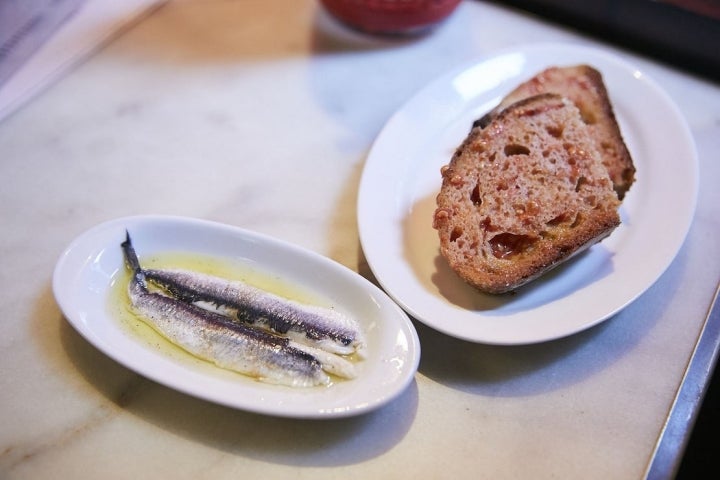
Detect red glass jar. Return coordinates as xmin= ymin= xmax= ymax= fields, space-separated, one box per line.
xmin=320 ymin=0 xmax=463 ymax=35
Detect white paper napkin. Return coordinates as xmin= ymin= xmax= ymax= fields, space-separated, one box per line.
xmin=0 ymin=0 xmax=165 ymax=123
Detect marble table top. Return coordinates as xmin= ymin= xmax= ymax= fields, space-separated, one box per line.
xmin=1 ymin=1 xmax=719 ymax=479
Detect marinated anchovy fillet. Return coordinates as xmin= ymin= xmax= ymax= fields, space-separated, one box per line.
xmin=121 ymin=233 xmax=353 ymax=387
xmin=143 ymin=267 xmax=366 ymax=358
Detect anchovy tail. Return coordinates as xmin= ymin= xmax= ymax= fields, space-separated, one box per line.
xmin=121 ymin=231 xmax=148 ymax=293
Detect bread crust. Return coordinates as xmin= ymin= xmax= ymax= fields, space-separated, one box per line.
xmin=433 ymin=94 xmax=620 ymax=294
xmin=475 ymin=65 xmax=635 ymax=200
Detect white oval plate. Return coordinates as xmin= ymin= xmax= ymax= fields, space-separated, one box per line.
xmin=357 ymin=43 xmax=698 ymax=345
xmin=53 ymin=215 xmax=420 ymax=418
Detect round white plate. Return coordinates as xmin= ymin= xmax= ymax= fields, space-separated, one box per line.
xmin=53 ymin=215 xmax=420 ymax=418
xmin=357 ymin=43 xmax=698 ymax=345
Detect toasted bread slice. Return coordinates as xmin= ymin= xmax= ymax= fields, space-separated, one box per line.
xmin=433 ymin=94 xmax=620 ymax=294
xmin=475 ymin=65 xmax=635 ymax=200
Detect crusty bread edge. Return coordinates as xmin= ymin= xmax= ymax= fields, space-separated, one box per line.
xmin=472 ymin=65 xmax=635 ymax=199
xmin=451 ymin=222 xmax=618 ymax=295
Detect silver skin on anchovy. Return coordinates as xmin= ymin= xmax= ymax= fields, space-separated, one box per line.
xmin=121 ymin=233 xmax=355 ymax=387
xmin=142 ymin=266 xmax=366 ymax=358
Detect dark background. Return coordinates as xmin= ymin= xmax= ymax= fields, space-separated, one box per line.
xmin=676 ymin=365 xmax=719 ymax=478
xmin=490 ymin=0 xmax=720 ymax=82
